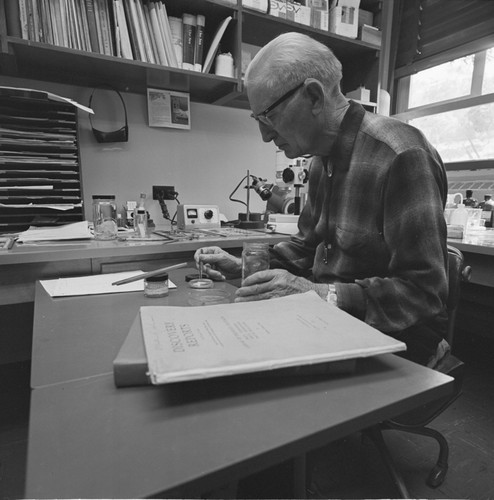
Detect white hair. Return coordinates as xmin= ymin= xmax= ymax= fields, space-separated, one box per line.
xmin=245 ymin=32 xmax=343 ymax=96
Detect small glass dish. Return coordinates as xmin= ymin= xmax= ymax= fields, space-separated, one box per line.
xmin=187 ymin=289 xmax=231 ymax=306
xmin=189 ymin=278 xmax=214 ymax=289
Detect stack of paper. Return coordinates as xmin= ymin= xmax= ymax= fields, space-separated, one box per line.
xmin=17 ymin=221 xmax=92 ymax=242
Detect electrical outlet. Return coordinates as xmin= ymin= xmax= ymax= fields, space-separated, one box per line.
xmin=152 ymin=185 xmax=176 ymax=200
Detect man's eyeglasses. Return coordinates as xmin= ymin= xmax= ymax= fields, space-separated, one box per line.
xmin=250 ymin=81 xmax=305 ymax=125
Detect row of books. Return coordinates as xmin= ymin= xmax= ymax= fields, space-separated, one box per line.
xmin=5 ymin=1 xmax=230 ymax=73
xmin=7 ymin=0 xmax=116 ymax=56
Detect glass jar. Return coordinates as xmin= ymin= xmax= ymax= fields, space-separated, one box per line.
xmin=144 ymin=273 xmax=169 ymax=298
xmin=92 ymin=195 xmax=117 ymax=240
xmin=242 ymin=242 xmax=270 ymax=281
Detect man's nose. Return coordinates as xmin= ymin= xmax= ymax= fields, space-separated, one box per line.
xmin=259 ymin=121 xmax=276 ymax=143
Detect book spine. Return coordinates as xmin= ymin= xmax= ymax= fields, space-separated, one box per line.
xmin=92 ymin=0 xmax=104 ymax=53
xmin=155 ymin=1 xmax=178 ymax=68
xmin=122 ymin=0 xmax=142 ymax=60
xmin=114 ymin=0 xmax=133 ymax=59
xmin=194 ymin=14 xmax=205 ymax=72
xmin=135 ymin=0 xmax=156 ymax=64
xmin=111 ymin=0 xmax=121 ymax=57
xmin=25 ymin=0 xmax=36 ymax=40
xmin=168 ymin=16 xmax=183 ymax=68
xmin=113 ymin=360 xmax=151 ymax=387
xmin=148 ymin=2 xmax=168 ymax=66
xmin=18 ymin=0 xmax=30 ymax=39
xmin=181 ymin=13 xmax=196 ymax=71
xmin=142 ymin=1 xmax=160 ymax=65
xmin=31 ymin=0 xmax=42 ymax=42
xmin=5 ymin=0 xmax=22 ymax=37
xmin=40 ymin=0 xmax=54 ymax=45
xmin=84 ymin=0 xmax=101 ymax=52
xmin=75 ymin=0 xmax=91 ymax=51
xmin=96 ymin=0 xmax=113 ymax=55
xmin=60 ymin=0 xmax=70 ymax=48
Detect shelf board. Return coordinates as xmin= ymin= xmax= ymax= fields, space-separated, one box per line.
xmin=241 ymin=11 xmax=380 ymax=63
xmin=2 ymin=38 xmax=240 ymax=105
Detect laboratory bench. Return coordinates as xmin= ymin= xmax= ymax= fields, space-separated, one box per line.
xmin=448 ymin=228 xmax=494 ymax=341
xmin=0 ymin=230 xmax=289 ymax=365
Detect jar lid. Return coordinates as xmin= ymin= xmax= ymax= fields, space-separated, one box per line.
xmin=92 ymin=194 xmax=116 ymax=199
xmin=145 ymin=272 xmax=168 ymax=282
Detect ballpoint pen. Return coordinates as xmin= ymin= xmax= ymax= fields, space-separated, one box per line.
xmin=112 ymin=262 xmax=187 ymax=286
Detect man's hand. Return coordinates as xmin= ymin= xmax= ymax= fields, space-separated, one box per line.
xmin=194 ymin=246 xmax=242 ymax=281
xmin=235 ymin=269 xmax=316 ymax=302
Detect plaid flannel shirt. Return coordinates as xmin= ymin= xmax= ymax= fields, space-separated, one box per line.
xmin=271 ymin=101 xmax=449 ymax=338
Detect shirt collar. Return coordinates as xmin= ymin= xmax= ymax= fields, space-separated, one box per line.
xmin=328 ymin=100 xmax=365 ymax=172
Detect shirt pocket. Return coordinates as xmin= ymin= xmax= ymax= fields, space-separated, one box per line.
xmin=335 ymin=224 xmax=388 ymax=277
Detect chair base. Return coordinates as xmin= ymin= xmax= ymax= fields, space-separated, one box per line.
xmin=365 ymin=354 xmax=464 ymax=498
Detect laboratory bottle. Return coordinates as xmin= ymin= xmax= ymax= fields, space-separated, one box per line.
xmin=92 ymin=195 xmax=117 ymax=240
xmin=134 ymin=192 xmax=148 ymax=237
xmin=480 ymin=195 xmax=494 ymax=228
xmin=463 ymin=190 xmax=478 ymax=207
xmin=449 ymin=203 xmax=468 ymax=229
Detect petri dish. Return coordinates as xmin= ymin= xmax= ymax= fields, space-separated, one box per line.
xmin=189 ymin=278 xmax=214 ymax=289
xmin=187 ymin=289 xmax=232 ymax=306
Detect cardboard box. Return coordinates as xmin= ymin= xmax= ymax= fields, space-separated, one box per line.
xmin=242 ymin=0 xmax=269 ymax=12
xmin=329 ymin=0 xmax=360 ymax=39
xmin=305 ymin=0 xmax=329 ymax=30
xmin=293 ymin=3 xmax=311 ymax=25
xmin=346 ymin=86 xmax=371 ymax=103
xmin=358 ymin=8 xmax=374 ymax=27
xmin=270 ymin=0 xmax=287 ymax=18
xmin=359 ymin=24 xmax=382 ymax=47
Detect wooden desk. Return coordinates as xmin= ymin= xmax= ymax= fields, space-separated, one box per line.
xmin=448 ymin=229 xmax=494 ymax=339
xmin=448 ymin=228 xmax=494 ymax=287
xmin=0 ymin=232 xmax=287 ymax=364
xmin=30 ymin=267 xmax=237 ymax=388
xmin=25 ymin=272 xmax=454 ymax=498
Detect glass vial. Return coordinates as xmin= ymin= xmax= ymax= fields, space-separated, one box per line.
xmin=134 ymin=193 xmax=148 ymax=237
xmin=242 ymin=242 xmax=270 ymax=281
xmin=144 ymin=273 xmax=169 ymax=298
xmin=92 ymin=195 xmax=117 ymax=240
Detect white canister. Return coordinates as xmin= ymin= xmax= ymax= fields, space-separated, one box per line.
xmin=215 ymin=53 xmax=234 ymax=78
xmin=449 ymin=204 xmax=469 ymax=228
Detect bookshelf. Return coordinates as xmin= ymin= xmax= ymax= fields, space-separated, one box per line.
xmin=0 ymin=0 xmax=387 ymax=108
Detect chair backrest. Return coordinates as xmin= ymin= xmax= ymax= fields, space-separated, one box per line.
xmin=445 ymin=245 xmax=471 ymax=345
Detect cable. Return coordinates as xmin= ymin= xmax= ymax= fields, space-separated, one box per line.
xmin=158 ymin=191 xmax=180 ymax=226
xmin=228 ymin=174 xmax=249 ymax=208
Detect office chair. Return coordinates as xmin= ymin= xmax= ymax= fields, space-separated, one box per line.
xmin=366 ymin=245 xmax=471 ymax=498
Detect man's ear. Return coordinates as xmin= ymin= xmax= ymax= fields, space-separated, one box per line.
xmin=304 ymin=79 xmax=325 ymax=115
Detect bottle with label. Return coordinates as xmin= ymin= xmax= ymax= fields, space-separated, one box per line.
xmin=480 ymin=194 xmax=494 ymax=228
xmin=134 ymin=193 xmax=148 ymax=238
xmin=463 ymin=190 xmax=478 ymax=207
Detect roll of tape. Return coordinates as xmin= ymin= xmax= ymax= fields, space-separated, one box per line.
xmin=215 ymin=53 xmax=234 ymax=78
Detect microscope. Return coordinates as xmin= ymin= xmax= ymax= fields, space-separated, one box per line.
xmin=251 ymin=153 xmax=310 ymax=234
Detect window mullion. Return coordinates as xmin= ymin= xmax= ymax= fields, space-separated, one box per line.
xmin=471 ymin=50 xmax=486 ymax=96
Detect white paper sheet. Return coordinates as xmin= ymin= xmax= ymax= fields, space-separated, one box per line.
xmin=40 ymin=271 xmax=176 ymax=297
xmin=17 ymin=221 xmax=92 ymax=242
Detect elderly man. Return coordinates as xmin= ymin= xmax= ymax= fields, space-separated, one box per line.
xmin=195 ymin=32 xmax=449 ymax=367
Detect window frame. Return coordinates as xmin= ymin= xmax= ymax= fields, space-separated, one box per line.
xmin=392 ymin=38 xmax=494 ymax=171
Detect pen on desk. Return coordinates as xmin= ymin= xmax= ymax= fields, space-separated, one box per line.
xmin=112 ymin=262 xmax=187 ymax=286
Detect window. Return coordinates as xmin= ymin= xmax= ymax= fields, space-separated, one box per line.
xmin=394 ymin=47 xmax=494 ymax=164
